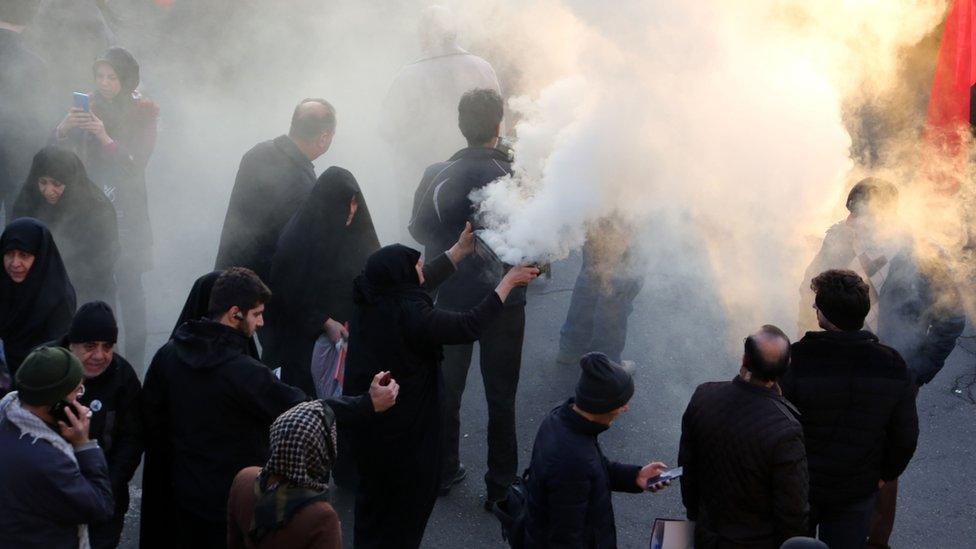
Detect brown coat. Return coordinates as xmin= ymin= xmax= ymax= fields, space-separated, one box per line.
xmin=227 ymin=467 xmax=341 ymax=549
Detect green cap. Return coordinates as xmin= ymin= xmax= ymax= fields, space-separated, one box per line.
xmin=15 ymin=347 xmax=83 ymax=406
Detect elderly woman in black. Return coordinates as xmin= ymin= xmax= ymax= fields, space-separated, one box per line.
xmin=13 ymin=146 xmax=119 ymax=304
xmin=344 ymin=227 xmax=539 ymax=549
xmin=0 ymin=218 xmax=76 ymax=375
xmin=55 ymin=45 xmax=158 ymax=366
xmin=264 ymin=166 xmax=381 ymax=396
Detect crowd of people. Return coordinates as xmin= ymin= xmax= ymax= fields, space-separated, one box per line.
xmin=0 ymin=2 xmax=968 ymax=549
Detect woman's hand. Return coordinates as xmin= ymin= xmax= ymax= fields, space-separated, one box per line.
xmin=56 ymin=108 xmax=89 ymax=138
xmin=494 ymin=264 xmax=540 ymax=302
xmin=79 ymin=112 xmax=112 ymax=145
xmin=323 ymin=318 xmax=349 ymax=343
xmin=446 ymin=222 xmax=475 ymax=266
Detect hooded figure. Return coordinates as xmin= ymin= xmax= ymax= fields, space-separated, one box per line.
xmin=227 ymin=400 xmax=343 ymax=549
xmin=0 ymin=217 xmax=76 ymax=374
xmin=264 ymin=167 xmax=380 ymax=394
xmin=13 ymin=146 xmax=119 ymax=304
xmin=171 ymin=271 xmax=259 ymax=359
xmin=344 ymin=243 xmax=504 ymax=548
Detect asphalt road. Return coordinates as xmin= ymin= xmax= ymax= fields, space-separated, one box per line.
xmin=116 ymin=246 xmax=975 ymax=548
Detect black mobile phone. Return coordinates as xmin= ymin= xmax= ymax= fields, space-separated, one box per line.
xmin=49 ymin=400 xmax=73 ymax=424
xmin=646 ymin=466 xmax=683 ymax=490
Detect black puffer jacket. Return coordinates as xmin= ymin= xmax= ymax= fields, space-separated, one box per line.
xmin=679 ymin=377 xmax=808 ymax=548
xmin=524 ymin=399 xmax=643 ymax=548
xmin=782 ymin=330 xmax=918 ymax=506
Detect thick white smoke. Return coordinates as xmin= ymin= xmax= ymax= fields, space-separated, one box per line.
xmin=470 ymin=0 xmax=948 ymax=329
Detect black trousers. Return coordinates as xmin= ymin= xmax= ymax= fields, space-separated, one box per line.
xmin=440 ymin=305 xmax=525 ymax=499
xmin=810 ymin=493 xmax=877 ymax=549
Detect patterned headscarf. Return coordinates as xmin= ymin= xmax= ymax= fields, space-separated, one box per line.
xmin=250 ymin=401 xmax=337 ymax=541
xmin=263 ymin=400 xmax=337 ymax=491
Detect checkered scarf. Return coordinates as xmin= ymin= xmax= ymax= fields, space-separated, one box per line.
xmin=263 ymin=400 xmax=337 ymax=491
xmin=250 ymin=401 xmax=337 ymax=541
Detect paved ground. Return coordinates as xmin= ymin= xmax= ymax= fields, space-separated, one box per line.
xmin=116 ymin=240 xmax=976 ymax=548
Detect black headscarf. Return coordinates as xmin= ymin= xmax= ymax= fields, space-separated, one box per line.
xmin=0 ymin=218 xmax=77 ymax=360
xmin=172 ymin=271 xmax=259 ymax=359
xmin=12 ymin=146 xmax=119 ymax=300
xmin=270 ymin=166 xmax=380 ymax=324
xmin=91 ymin=46 xmax=140 ymax=139
xmin=353 ymin=244 xmax=426 ymax=305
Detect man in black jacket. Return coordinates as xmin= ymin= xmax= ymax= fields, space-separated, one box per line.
xmin=215 ymin=98 xmax=336 ymax=283
xmin=409 ymin=88 xmax=528 ymax=506
xmin=679 ymin=325 xmax=808 ymax=548
xmin=783 ymin=269 xmax=918 ymax=549
xmin=141 ymin=267 xmax=396 ymax=548
xmin=51 ymin=301 xmax=142 ymax=549
xmin=523 ymin=353 xmax=670 ymax=548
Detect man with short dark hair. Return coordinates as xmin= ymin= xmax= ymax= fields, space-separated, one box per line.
xmin=382 ymin=5 xmax=502 ymax=238
xmin=141 ymin=267 xmax=397 ymax=548
xmin=410 ymin=88 xmax=528 ymax=506
xmin=679 ymin=325 xmax=809 ymax=548
xmin=48 ymin=301 xmax=143 ymax=549
xmin=523 ymin=353 xmax=670 ymax=547
xmin=784 ymin=269 xmax=918 ymax=549
xmin=0 ymin=0 xmax=52 ymax=223
xmin=798 ymin=177 xmax=962 ymax=546
xmin=215 ymin=98 xmax=337 ymax=283
xmin=0 ymin=346 xmax=115 ymax=548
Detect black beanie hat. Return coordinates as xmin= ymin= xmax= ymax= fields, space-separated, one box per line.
xmin=575 ymin=352 xmax=634 ymax=414
xmin=15 ymin=347 xmax=83 ymax=406
xmin=67 ymin=301 xmax=118 ymax=344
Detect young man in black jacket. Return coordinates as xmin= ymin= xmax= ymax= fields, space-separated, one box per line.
xmin=523 ymin=353 xmax=670 ymax=548
xmin=679 ymin=325 xmax=809 ymax=548
xmin=51 ymin=301 xmax=143 ymax=549
xmin=783 ymin=269 xmax=918 ymax=549
xmin=409 ymin=88 xmax=528 ymax=505
xmin=141 ymin=267 xmax=397 ymax=548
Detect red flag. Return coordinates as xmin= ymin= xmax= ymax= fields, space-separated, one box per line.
xmin=923 ymin=0 xmax=976 ymax=193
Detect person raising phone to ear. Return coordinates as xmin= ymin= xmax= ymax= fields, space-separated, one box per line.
xmin=0 ymin=346 xmax=114 ymax=548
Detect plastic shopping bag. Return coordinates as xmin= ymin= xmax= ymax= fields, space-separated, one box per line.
xmin=310 ymin=334 xmax=346 ymax=399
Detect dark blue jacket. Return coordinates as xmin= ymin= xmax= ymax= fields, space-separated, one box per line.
xmin=409 ymin=146 xmax=526 ymax=310
xmin=0 ymin=403 xmax=114 ymax=548
xmin=524 ymin=400 xmax=642 ymax=548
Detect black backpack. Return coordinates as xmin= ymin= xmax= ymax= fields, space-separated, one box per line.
xmin=491 ymin=469 xmax=530 ymax=548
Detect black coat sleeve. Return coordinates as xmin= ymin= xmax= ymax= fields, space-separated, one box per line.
xmin=678 ymin=392 xmax=700 ymax=521
xmin=770 ymin=431 xmax=809 ymax=543
xmin=216 ymin=152 xmax=267 ymax=271
xmin=420 ymin=253 xmax=456 ymax=292
xmin=604 ymin=457 xmax=642 ymax=494
xmin=322 ymin=394 xmax=374 ymax=426
xmin=238 ymin=362 xmax=308 ymax=422
xmin=107 ymin=364 xmax=144 ymax=490
xmin=880 ymin=376 xmax=919 ymax=481
xmin=414 ymin=290 xmax=503 ymax=347
xmin=34 ymin=446 xmax=115 ymax=525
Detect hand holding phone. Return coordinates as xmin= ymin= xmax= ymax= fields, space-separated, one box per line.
xmin=645 ymin=466 xmax=683 ymax=491
xmin=73 ymin=92 xmax=90 ymax=112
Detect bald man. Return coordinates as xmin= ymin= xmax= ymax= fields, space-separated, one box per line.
xmin=216 ymin=99 xmax=336 ymax=284
xmin=678 ymin=325 xmax=809 ymax=548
